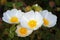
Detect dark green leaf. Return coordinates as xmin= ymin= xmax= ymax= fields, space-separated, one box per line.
xmin=15 ymin=2 xmax=23 ymax=8
xmin=10 ymin=24 xmax=16 ymax=32
xmin=5 ymin=2 xmax=13 ymax=7
xmin=9 ymin=31 xmax=15 ymax=39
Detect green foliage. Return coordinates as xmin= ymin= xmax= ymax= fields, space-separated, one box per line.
xmin=0 ymin=22 xmax=60 ymax=40
xmin=0 ymin=0 xmax=60 ymax=40
xmin=55 ymin=0 xmax=60 ymax=6
xmin=32 ymin=4 xmax=43 ymax=12
xmin=5 ymin=2 xmax=13 ymax=7
xmin=8 ymin=24 xmax=16 ymax=39
xmin=10 ymin=24 xmax=16 ymax=32
xmin=3 ymin=2 xmax=24 ymax=13
xmin=15 ymin=2 xmax=23 ymax=8
xmin=6 ymin=2 xmax=23 ymax=7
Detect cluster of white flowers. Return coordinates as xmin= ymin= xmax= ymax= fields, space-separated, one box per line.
xmin=2 ymin=8 xmax=57 ymax=37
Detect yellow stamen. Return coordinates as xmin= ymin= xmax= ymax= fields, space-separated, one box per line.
xmin=10 ymin=16 xmax=18 ymax=23
xmin=28 ymin=20 xmax=37 ymax=29
xmin=43 ymin=18 xmax=49 ymax=26
xmin=19 ymin=27 xmax=27 ymax=35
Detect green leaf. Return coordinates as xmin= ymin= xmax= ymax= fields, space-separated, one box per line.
xmin=10 ymin=24 xmax=16 ymax=32
xmin=8 ymin=24 xmax=16 ymax=39
xmin=9 ymin=31 xmax=15 ymax=39
xmin=55 ymin=0 xmax=60 ymax=6
xmin=5 ymin=2 xmax=13 ymax=7
xmin=15 ymin=2 xmax=23 ymax=8
xmin=5 ymin=2 xmax=23 ymax=9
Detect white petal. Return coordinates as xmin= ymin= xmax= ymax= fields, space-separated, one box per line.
xmin=20 ymin=17 xmax=29 ymax=29
xmin=33 ymin=12 xmax=43 ymax=30
xmin=2 ymin=17 xmax=11 ymax=23
xmin=40 ymin=10 xmax=49 ymax=17
xmin=46 ymin=14 xmax=57 ymax=27
xmin=15 ymin=25 xmax=33 ymax=37
xmin=3 ymin=10 xmax=11 ymax=18
xmin=23 ymin=11 xmax=35 ymax=20
xmin=2 ymin=9 xmax=23 ymax=24
xmin=16 ymin=10 xmax=24 ymax=19
xmin=20 ymin=11 xmax=43 ymax=30
xmin=43 ymin=12 xmax=57 ymax=27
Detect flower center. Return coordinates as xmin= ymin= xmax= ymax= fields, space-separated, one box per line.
xmin=19 ymin=27 xmax=27 ymax=35
xmin=43 ymin=18 xmax=49 ymax=26
xmin=10 ymin=16 xmax=18 ymax=23
xmin=28 ymin=20 xmax=37 ymax=29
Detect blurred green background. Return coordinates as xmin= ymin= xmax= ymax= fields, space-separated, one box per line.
xmin=0 ymin=0 xmax=60 ymax=40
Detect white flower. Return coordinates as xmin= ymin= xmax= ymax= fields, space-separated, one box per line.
xmin=2 ymin=9 xmax=24 ymax=24
xmin=40 ymin=10 xmax=57 ymax=27
xmin=15 ymin=25 xmax=33 ymax=37
xmin=20 ymin=10 xmax=43 ymax=30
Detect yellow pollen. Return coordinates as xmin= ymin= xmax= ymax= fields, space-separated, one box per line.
xmin=28 ymin=20 xmax=37 ymax=29
xmin=43 ymin=18 xmax=49 ymax=26
xmin=19 ymin=27 xmax=27 ymax=35
xmin=10 ymin=16 xmax=18 ymax=23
